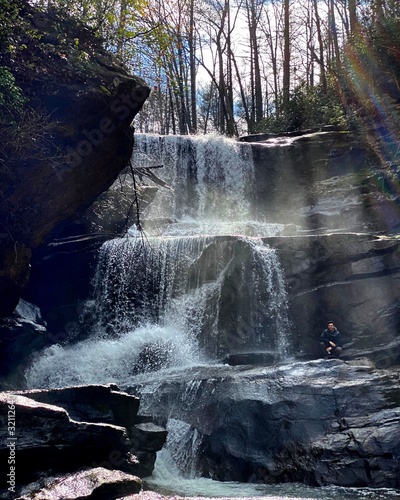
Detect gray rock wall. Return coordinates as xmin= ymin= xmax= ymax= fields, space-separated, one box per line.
xmin=265 ymin=233 xmax=400 ymax=365
xmin=130 ymin=359 xmax=400 ymax=488
xmin=249 ymin=130 xmax=400 ymax=234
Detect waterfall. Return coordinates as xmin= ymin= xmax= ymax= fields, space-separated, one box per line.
xmin=89 ymin=233 xmax=291 ymax=359
xmin=133 ymin=133 xmax=254 ymax=224
xmin=23 ymin=134 xmax=400 ymax=499
xmin=133 ymin=133 xmax=286 ymax=237
xmin=26 ymin=133 xmax=291 ymax=383
xmin=25 ymin=133 xmax=293 ymax=486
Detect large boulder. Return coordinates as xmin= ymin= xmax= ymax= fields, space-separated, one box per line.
xmin=0 ymin=300 xmax=48 ymax=390
xmin=18 ymin=468 xmax=142 ymax=500
xmin=129 ymin=359 xmax=400 ymax=488
xmin=0 ymin=384 xmax=167 ymax=497
xmin=0 ymin=1 xmax=150 ymax=316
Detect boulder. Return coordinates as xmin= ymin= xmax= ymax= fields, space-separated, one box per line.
xmin=129 ymin=359 xmax=400 ymax=488
xmin=18 ymin=384 xmax=141 ymax=427
xmin=0 ymin=300 xmax=48 ymax=390
xmin=18 ymin=467 xmax=142 ymax=500
xmin=0 ymin=384 xmax=167 ymax=497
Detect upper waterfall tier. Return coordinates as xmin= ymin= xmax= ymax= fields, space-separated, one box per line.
xmin=132 ymin=131 xmax=380 ymax=236
xmin=133 ymin=133 xmax=282 ymax=237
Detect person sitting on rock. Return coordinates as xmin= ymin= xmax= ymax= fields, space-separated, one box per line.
xmin=320 ymin=321 xmax=342 ymax=358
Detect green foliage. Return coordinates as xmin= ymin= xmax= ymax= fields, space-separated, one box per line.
xmin=255 ymin=80 xmax=347 ymax=134
xmin=288 ymin=81 xmax=347 ymax=130
xmin=0 ymin=0 xmax=118 ymax=166
xmin=0 ymin=1 xmax=28 ymax=121
xmin=368 ymin=16 xmax=400 ymax=84
xmin=37 ymin=0 xmax=149 ymax=57
xmin=0 ymin=66 xmax=26 ymax=119
xmin=338 ymin=12 xmax=400 ymax=163
xmin=0 ymin=1 xmax=23 ymax=43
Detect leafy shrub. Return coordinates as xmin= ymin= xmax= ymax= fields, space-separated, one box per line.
xmin=255 ymin=80 xmax=347 ymax=134
xmin=0 ymin=66 xmax=27 ymax=121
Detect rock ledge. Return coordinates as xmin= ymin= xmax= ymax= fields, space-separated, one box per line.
xmin=0 ymin=384 xmax=166 ymax=498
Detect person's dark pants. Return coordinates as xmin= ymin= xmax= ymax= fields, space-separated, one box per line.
xmin=320 ymin=342 xmax=342 ymax=357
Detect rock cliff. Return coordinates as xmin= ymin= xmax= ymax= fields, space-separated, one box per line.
xmin=266 ymin=233 xmax=400 ymax=365
xmin=0 ymin=1 xmax=150 ymax=316
xmin=0 ymin=20 xmax=399 ymax=492
xmin=247 ymin=130 xmax=400 ymax=234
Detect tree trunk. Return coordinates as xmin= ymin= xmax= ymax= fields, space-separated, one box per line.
xmin=189 ymin=0 xmax=197 ymax=133
xmin=313 ymin=0 xmax=327 ymax=93
xmin=373 ymin=0 xmax=384 ymax=24
xmin=329 ymin=0 xmax=341 ymax=73
xmin=348 ymin=0 xmax=358 ymax=34
xmin=247 ymin=0 xmax=263 ymax=131
xmin=282 ymin=0 xmax=290 ymax=118
xmin=225 ymin=0 xmax=236 ymax=136
xmin=116 ymin=0 xmax=127 ymax=61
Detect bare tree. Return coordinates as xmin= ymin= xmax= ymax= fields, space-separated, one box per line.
xmin=244 ymin=0 xmax=263 ymax=131
xmin=189 ymin=0 xmax=198 ymax=132
xmin=282 ymin=0 xmax=290 ymax=118
xmin=313 ymin=0 xmax=327 ymax=92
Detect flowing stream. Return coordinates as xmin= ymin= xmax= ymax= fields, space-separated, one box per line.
xmin=25 ymin=134 xmax=400 ymax=500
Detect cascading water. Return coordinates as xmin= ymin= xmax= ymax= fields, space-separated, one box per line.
xmin=25 ymin=133 xmax=297 ymax=495
xmin=133 ymin=133 xmax=255 ymax=226
xmin=24 ymin=134 xmax=400 ymax=500
xmin=90 ymin=234 xmax=291 ymax=357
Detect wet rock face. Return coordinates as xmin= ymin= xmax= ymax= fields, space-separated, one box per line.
xmin=20 ymin=232 xmax=400 ymax=374
xmin=265 ymin=233 xmax=400 ymax=365
xmin=0 ymin=384 xmax=166 ymax=497
xmin=249 ymin=130 xmax=400 ymax=234
xmin=0 ymin=300 xmax=48 ymax=390
xmin=130 ymin=359 xmax=400 ymax=488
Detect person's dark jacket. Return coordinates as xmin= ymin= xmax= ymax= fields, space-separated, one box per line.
xmin=320 ymin=327 xmax=341 ymax=346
